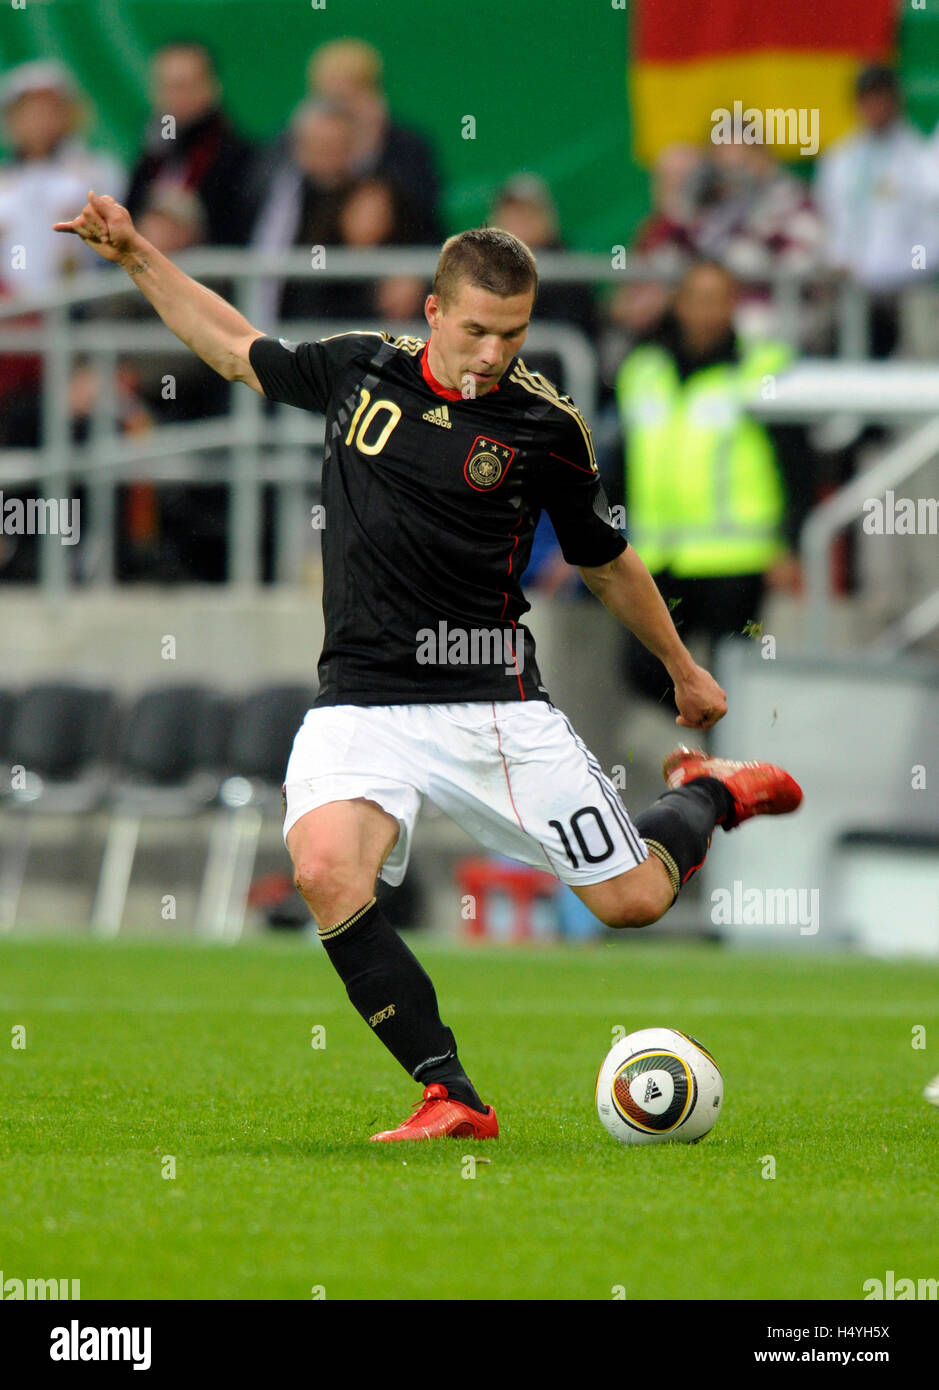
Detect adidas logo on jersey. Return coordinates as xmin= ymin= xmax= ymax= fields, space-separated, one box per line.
xmin=422 ymin=404 xmax=452 ymax=429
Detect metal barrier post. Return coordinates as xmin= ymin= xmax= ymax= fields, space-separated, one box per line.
xmin=38 ymin=305 xmax=70 ymax=594
xmin=88 ymin=346 xmax=119 ymax=585
xmin=837 ymin=280 xmax=870 ymax=359
xmin=229 ymin=267 xmax=263 ymax=585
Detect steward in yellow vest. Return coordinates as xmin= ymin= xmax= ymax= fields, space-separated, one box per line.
xmin=612 ymin=261 xmax=811 ymax=703
xmin=616 ymin=324 xmax=791 ymax=577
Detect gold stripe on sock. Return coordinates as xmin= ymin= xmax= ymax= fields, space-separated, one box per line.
xmin=643 ymin=839 xmax=680 ymax=901
xmin=318 ymin=896 xmax=377 ymax=942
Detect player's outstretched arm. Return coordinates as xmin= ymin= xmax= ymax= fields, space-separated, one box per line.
xmin=579 ymin=546 xmax=728 ymax=731
xmin=53 ymin=191 xmax=266 ymax=393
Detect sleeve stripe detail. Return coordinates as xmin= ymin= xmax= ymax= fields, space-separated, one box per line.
xmin=318 ymin=330 xmax=386 ymax=343
xmin=548 ymin=450 xmax=595 ymax=475
xmin=509 ymin=360 xmax=597 ymax=469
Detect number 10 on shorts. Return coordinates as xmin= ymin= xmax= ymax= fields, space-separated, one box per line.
xmin=549 ymin=806 xmax=616 ymax=868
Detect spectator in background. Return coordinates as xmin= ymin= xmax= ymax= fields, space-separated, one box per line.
xmin=0 ymin=60 xmax=125 ymax=426
xmin=490 ymin=173 xmax=595 ymax=342
xmin=489 ymin=172 xmax=594 ymax=412
xmin=281 ymin=98 xmax=357 ymax=248
xmin=121 ymin=184 xmax=229 ymax=423
xmin=815 ymin=65 xmax=929 ymax=357
xmin=78 ymin=183 xmax=230 ymax=426
xmin=112 ymin=184 xmax=230 ymax=582
xmin=35 ymin=184 xmax=231 ymax=584
xmin=620 ymin=137 xmax=822 ymax=346
xmin=253 ymin=101 xmax=429 ymax=325
xmin=0 ymin=347 xmax=152 ymax=582
xmin=306 ymin=38 xmax=442 ymax=244
xmin=250 ymin=98 xmax=358 ymax=322
xmin=124 ymin=41 xmax=260 ymax=248
xmin=597 ymin=145 xmax=700 ymax=398
xmin=631 ymin=142 xmax=703 ymax=270
xmin=334 ymin=177 xmax=428 ymax=322
xmin=691 ymin=140 xmax=820 ymax=272
xmin=0 ymin=60 xmax=125 ymax=298
xmin=691 ymin=139 xmax=822 ymax=340
xmin=0 ymin=60 xmax=127 ymax=581
xmin=137 ymin=181 xmax=208 ymax=254
xmin=613 ymin=261 xmax=815 ymax=706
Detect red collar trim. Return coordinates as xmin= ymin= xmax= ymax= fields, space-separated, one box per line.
xmin=421 ymin=342 xmax=499 ymax=400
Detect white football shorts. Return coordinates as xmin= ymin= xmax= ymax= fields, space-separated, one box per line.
xmin=281 ymin=700 xmax=648 ymax=888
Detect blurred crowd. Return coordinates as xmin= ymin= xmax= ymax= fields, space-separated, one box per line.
xmin=0 ymin=39 xmax=450 ymax=581
xmin=0 ymin=43 xmax=936 ymax=640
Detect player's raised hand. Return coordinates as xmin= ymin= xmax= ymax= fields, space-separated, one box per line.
xmin=672 ymin=662 xmax=728 ymax=731
xmin=53 ymin=191 xmax=137 ymax=264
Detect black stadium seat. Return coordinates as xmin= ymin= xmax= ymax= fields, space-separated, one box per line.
xmin=196 ymin=684 xmax=316 ymax=939
xmin=114 ymin=683 xmax=231 ymax=786
xmin=90 ymin=684 xmax=231 ymax=935
xmin=224 ymin=683 xmax=315 ymax=784
xmin=0 ymin=682 xmax=116 ymax=927
xmin=5 ymin=681 xmax=115 ymax=785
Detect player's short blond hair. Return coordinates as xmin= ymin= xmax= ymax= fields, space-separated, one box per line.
xmin=307 ymin=39 xmax=383 ymax=94
xmin=433 ymin=227 xmax=538 ymax=307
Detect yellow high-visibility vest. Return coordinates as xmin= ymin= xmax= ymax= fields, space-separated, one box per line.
xmin=614 ymin=338 xmax=791 ymax=576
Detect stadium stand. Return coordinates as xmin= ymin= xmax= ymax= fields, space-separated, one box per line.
xmin=89 ymin=684 xmax=230 ymax=935
xmin=0 ymin=682 xmax=116 ymax=927
xmin=197 ymin=683 xmax=316 ymax=940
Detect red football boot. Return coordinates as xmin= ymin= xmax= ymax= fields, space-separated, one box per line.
xmin=662 ymin=745 xmax=803 ymax=831
xmin=370 ymin=1084 xmax=499 ymax=1142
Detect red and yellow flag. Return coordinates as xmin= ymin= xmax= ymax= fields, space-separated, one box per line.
xmin=630 ymin=0 xmax=897 ymax=164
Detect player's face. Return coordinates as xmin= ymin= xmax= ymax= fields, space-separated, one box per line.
xmin=425 ymin=281 xmax=533 ymax=396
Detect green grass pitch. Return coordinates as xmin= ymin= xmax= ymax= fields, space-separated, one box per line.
xmin=1 ymin=935 xmax=937 ymax=1301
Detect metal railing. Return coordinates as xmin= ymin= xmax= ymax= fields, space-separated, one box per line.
xmin=872 ymin=586 xmax=939 ymax=655
xmin=0 ymin=249 xmax=620 ymax=590
xmin=0 ymin=248 xmax=913 ymax=603
xmin=747 ymin=365 xmax=939 ymax=653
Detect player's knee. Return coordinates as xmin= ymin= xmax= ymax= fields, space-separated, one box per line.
xmin=292 ymin=852 xmax=363 ymax=914
xmin=602 ymin=888 xmax=666 ymax=931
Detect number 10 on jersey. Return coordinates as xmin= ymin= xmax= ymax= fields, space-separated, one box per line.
xmin=344 ymin=388 xmax=402 ymax=456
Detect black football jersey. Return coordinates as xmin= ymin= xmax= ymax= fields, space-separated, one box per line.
xmin=248 ymin=330 xmax=626 ymax=707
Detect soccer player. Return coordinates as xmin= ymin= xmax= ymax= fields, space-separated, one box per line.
xmin=55 ymin=192 xmax=802 ymax=1141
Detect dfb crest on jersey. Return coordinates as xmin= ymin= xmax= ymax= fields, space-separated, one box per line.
xmin=463 ymin=436 xmax=515 ymax=491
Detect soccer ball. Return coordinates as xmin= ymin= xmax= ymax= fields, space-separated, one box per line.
xmin=595 ymin=1027 xmax=723 ymax=1145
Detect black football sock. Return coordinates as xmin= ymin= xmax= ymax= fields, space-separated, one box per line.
xmin=318 ymin=897 xmax=487 ymax=1113
xmin=415 ymin=1053 xmax=488 ymax=1112
xmin=634 ymin=778 xmax=734 ymax=901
